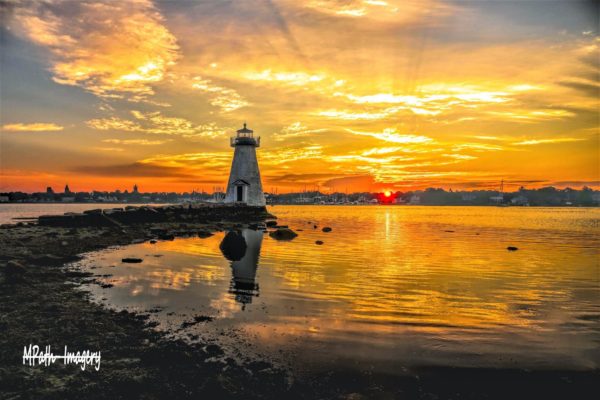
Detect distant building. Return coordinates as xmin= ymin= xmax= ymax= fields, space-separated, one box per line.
xmin=133 ymin=184 xmax=139 ymax=194
xmin=0 ymin=195 xmax=9 ymax=202
xmin=64 ymin=184 xmax=72 ymax=194
xmin=62 ymin=196 xmax=75 ymax=202
xmin=46 ymin=186 xmax=54 ymax=194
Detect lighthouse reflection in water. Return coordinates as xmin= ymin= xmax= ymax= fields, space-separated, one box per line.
xmin=219 ymin=229 xmax=262 ymax=309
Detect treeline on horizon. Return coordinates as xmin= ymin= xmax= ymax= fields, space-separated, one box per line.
xmin=1 ymin=185 xmax=598 ymax=206
xmin=270 ymin=186 xmax=600 ymax=207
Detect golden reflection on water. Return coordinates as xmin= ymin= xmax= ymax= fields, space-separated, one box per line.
xmin=80 ymin=206 xmax=600 ymax=370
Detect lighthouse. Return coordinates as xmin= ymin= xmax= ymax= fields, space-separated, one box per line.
xmin=224 ymin=123 xmax=266 ymax=206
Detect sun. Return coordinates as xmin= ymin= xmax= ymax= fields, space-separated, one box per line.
xmin=384 ymin=190 xmax=391 ymax=197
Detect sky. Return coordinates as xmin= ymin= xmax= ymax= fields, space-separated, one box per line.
xmin=0 ymin=0 xmax=598 ymax=193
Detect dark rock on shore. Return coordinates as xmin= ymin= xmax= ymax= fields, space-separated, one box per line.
xmin=266 ymin=220 xmax=278 ymax=227
xmin=197 ymin=230 xmax=214 ymax=238
xmin=122 ymin=257 xmax=143 ymax=263
xmin=315 ymin=240 xmax=324 ymax=245
xmin=322 ymin=227 xmax=332 ymax=232
xmin=269 ymin=228 xmax=298 ymax=241
xmin=507 ymin=246 xmax=519 ymax=251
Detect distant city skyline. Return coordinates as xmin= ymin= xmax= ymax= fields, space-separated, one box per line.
xmin=1 ymin=1 xmax=598 ymax=193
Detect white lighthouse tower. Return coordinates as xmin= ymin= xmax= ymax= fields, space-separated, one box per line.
xmin=224 ymin=123 xmax=266 ymax=206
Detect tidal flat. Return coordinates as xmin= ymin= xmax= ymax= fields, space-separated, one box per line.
xmin=0 ymin=205 xmax=599 ymax=399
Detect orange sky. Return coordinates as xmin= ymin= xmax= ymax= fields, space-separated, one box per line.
xmin=0 ymin=0 xmax=598 ymax=193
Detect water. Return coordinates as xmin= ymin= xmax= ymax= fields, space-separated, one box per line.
xmin=0 ymin=203 xmax=166 ymax=224
xmin=74 ymin=206 xmax=600 ymax=373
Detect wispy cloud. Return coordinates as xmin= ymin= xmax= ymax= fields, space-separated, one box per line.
xmin=514 ymin=138 xmax=585 ymax=146
xmin=243 ymin=69 xmax=326 ymax=86
xmin=102 ymin=139 xmax=170 ymax=146
xmin=191 ymin=76 xmax=249 ymax=112
xmin=87 ymin=111 xmax=226 ymax=138
xmin=347 ymin=128 xmax=433 ymax=144
xmin=273 ymin=122 xmax=326 ymax=141
xmin=2 ymin=123 xmax=64 ymax=132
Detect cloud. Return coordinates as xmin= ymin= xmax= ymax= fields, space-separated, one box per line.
xmin=1 ymin=122 xmax=64 ymax=132
xmin=272 ymin=122 xmax=326 ymax=141
xmin=513 ymin=138 xmax=585 ymax=146
xmin=87 ymin=111 xmax=227 ymax=138
xmin=317 ymin=109 xmax=394 ymax=120
xmin=261 ymin=144 xmax=324 ymax=164
xmin=557 ymin=80 xmax=600 ymax=98
xmin=71 ymin=162 xmax=191 ymax=178
xmin=302 ymin=0 xmax=452 ymax=23
xmin=12 ymin=0 xmax=179 ymax=101
xmin=191 ymin=76 xmax=249 ymax=112
xmin=92 ymin=147 xmax=125 ymax=152
xmin=243 ymin=69 xmax=326 ymax=87
xmin=101 ymin=139 xmax=170 ymax=145
xmin=452 ymin=143 xmax=505 ymax=152
xmin=346 ymin=128 xmax=433 ymax=144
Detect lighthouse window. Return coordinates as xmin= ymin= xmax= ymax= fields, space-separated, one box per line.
xmin=236 ymin=186 xmax=244 ymax=202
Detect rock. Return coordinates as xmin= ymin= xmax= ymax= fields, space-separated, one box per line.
xmin=507 ymin=246 xmax=519 ymax=251
xmin=269 ymin=228 xmax=298 ymax=241
xmin=197 ymin=231 xmax=213 ymax=238
xmin=313 ymin=225 xmax=318 ymax=229
xmin=315 ymin=240 xmax=324 ymax=245
xmin=158 ymin=233 xmax=174 ymax=241
xmin=30 ymin=254 xmax=66 ymax=266
xmin=150 ymin=227 xmax=167 ymax=235
xmin=4 ymin=260 xmax=26 ymax=281
xmin=83 ymin=208 xmax=102 ymax=215
xmin=322 ymin=227 xmax=332 ymax=232
xmin=131 ymin=238 xmax=145 ymax=244
xmin=149 ymin=240 xmax=157 ymax=244
xmin=122 ymin=258 xmax=143 ymax=263
xmin=265 ymin=220 xmax=278 ymax=227
xmin=61 ymin=241 xmax=69 ymax=246
xmin=274 ymin=225 xmax=288 ymax=229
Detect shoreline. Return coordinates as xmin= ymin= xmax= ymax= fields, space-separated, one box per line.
xmin=0 ymin=205 xmax=598 ymax=399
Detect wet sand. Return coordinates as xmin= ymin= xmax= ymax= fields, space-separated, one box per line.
xmin=0 ymin=208 xmax=598 ymax=399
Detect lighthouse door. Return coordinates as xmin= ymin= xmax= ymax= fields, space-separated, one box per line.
xmin=236 ymin=186 xmax=244 ymax=202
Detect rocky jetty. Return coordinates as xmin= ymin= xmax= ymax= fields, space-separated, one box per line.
xmin=38 ymin=204 xmax=274 ymax=228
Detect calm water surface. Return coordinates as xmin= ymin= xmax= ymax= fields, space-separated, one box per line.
xmin=75 ymin=206 xmax=600 ymax=373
